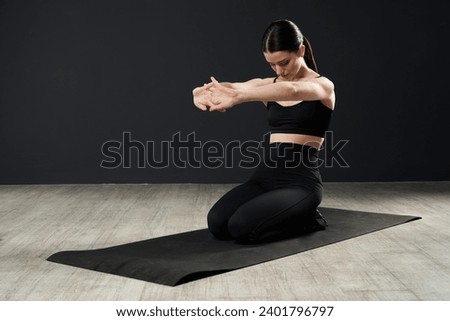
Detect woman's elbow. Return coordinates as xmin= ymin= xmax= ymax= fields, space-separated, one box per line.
xmin=288 ymin=83 xmax=300 ymax=99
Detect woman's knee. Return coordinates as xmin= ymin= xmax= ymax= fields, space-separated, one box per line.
xmin=227 ymin=188 xmax=323 ymax=243
xmin=226 ymin=215 xmax=246 ymax=240
xmin=227 ymin=213 xmax=259 ymax=243
xmin=207 ymin=207 xmax=231 ymax=240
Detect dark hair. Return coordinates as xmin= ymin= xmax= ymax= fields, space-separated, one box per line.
xmin=262 ymin=19 xmax=318 ymax=72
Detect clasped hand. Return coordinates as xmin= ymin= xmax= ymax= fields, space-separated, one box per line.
xmin=192 ymin=77 xmax=238 ymax=112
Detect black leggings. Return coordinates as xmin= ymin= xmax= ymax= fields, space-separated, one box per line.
xmin=207 ymin=143 xmax=325 ymax=244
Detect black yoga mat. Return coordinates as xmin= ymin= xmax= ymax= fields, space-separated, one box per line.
xmin=47 ymin=208 xmax=420 ymax=286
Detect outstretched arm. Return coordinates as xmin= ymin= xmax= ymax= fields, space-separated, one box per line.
xmin=208 ymin=76 xmax=334 ymax=111
xmin=193 ymin=77 xmax=275 ymax=112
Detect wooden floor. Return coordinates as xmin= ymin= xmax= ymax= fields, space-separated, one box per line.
xmin=0 ymin=182 xmax=449 ymax=301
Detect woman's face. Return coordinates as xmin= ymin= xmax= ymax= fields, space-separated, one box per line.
xmin=263 ymin=45 xmax=305 ymax=80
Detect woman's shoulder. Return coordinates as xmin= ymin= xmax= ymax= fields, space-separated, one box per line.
xmin=299 ymin=73 xmax=335 ymax=110
xmin=314 ymin=76 xmax=335 ymax=110
xmin=304 ymin=74 xmax=335 ymax=93
xmin=316 ymin=75 xmax=334 ymax=91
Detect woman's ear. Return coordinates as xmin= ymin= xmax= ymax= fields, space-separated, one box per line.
xmin=297 ymin=44 xmax=305 ymax=57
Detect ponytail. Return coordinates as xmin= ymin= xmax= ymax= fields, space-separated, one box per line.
xmin=302 ymin=36 xmax=318 ymax=73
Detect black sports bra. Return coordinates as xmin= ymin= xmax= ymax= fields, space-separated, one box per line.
xmin=267 ymin=76 xmax=333 ymax=138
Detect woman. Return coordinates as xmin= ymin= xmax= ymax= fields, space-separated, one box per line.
xmin=193 ymin=19 xmax=335 ymax=244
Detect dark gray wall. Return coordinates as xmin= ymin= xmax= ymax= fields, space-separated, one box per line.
xmin=1 ymin=0 xmax=449 ymax=184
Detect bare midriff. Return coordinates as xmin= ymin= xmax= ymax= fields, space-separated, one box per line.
xmin=269 ymin=133 xmax=324 ymax=149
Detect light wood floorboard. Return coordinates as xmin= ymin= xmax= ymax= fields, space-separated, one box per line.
xmin=0 ymin=182 xmax=449 ymax=300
